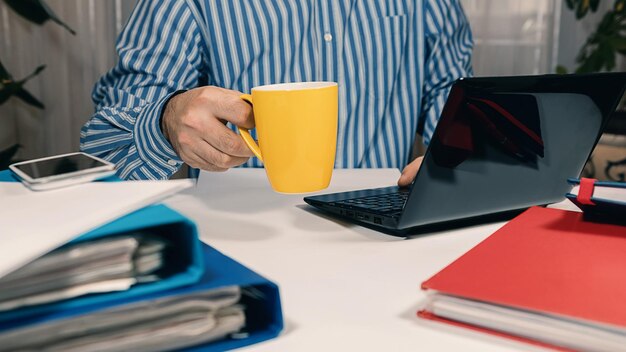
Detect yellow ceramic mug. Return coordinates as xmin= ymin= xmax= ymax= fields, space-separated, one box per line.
xmin=238 ymin=82 xmax=338 ymax=193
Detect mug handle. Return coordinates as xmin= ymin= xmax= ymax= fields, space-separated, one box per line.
xmin=237 ymin=94 xmax=263 ymax=162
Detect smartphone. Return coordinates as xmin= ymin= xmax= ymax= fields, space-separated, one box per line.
xmin=9 ymin=152 xmax=116 ymax=191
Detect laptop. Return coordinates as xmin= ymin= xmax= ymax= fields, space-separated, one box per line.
xmin=304 ymin=73 xmax=626 ymax=236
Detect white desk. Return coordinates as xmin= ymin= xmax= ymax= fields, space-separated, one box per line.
xmin=165 ymin=169 xmax=552 ymax=352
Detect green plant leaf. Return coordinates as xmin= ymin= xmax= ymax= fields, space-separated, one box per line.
xmin=0 ymin=82 xmax=45 ymax=109
xmin=0 ymin=82 xmax=20 ymax=105
xmin=3 ymin=0 xmax=75 ymax=35
xmin=566 ymin=0 xmax=577 ymax=11
xmin=590 ymin=47 xmax=608 ymax=71
xmin=584 ymin=42 xmax=615 ymax=71
xmin=0 ymin=60 xmax=11 ymax=80
xmin=16 ymin=65 xmax=46 ymax=84
xmin=31 ymin=65 xmax=46 ymax=76
xmin=0 ymin=144 xmax=20 ymax=170
xmin=0 ymin=64 xmax=45 ymax=108
xmin=14 ymin=89 xmax=44 ymax=109
xmin=576 ymin=0 xmax=590 ymax=19
xmin=601 ymin=42 xmax=617 ymax=70
xmin=555 ymin=65 xmax=569 ymax=74
xmin=575 ymin=45 xmax=606 ymax=73
xmin=609 ymin=36 xmax=626 ymax=50
xmin=569 ymin=2 xmax=626 ymax=73
xmin=568 ymin=0 xmax=603 ymax=19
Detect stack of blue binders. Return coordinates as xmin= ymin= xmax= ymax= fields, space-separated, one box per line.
xmin=0 ymin=170 xmax=283 ymax=351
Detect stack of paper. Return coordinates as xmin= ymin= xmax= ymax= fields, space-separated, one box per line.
xmin=0 ymin=234 xmax=165 ymax=311
xmin=0 ymin=287 xmax=245 ymax=352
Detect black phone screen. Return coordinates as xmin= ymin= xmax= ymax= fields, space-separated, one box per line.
xmin=15 ymin=154 xmax=107 ymax=179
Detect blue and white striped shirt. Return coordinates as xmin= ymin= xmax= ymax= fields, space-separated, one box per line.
xmin=80 ymin=0 xmax=473 ymax=180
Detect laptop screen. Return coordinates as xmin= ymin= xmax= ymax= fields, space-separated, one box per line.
xmin=400 ymin=73 xmax=626 ymax=228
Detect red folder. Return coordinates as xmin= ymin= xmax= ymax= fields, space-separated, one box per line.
xmin=419 ymin=206 xmax=626 ymax=350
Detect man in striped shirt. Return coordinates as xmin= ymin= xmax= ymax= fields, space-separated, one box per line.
xmin=80 ymin=0 xmax=473 ymax=185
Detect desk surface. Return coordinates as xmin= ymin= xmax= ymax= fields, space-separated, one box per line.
xmin=165 ymin=168 xmax=560 ymax=352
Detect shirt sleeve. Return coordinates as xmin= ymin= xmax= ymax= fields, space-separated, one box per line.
xmin=420 ymin=0 xmax=474 ymax=145
xmin=80 ymin=0 xmax=205 ymax=180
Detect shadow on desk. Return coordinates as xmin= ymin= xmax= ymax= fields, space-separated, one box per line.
xmin=294 ymin=205 xmax=404 ymax=242
xmin=402 ymin=209 xmax=525 ymax=239
xmin=298 ymin=204 xmax=524 ymax=239
xmin=191 ymin=172 xmax=302 ymax=214
xmin=198 ymin=213 xmax=278 ymax=241
xmin=192 ymin=188 xmax=294 ymax=214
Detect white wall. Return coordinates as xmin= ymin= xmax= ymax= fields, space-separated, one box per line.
xmin=463 ymin=0 xmax=562 ymax=76
xmin=0 ymin=0 xmax=136 ymax=160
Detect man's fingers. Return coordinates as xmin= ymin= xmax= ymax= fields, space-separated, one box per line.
xmin=203 ymin=117 xmax=254 ymax=157
xmin=178 ymin=150 xmax=211 ymax=171
xmin=200 ymin=87 xmax=255 ymax=128
xmin=398 ymin=156 xmax=424 ymax=187
xmin=191 ymin=137 xmax=250 ymax=169
xmin=180 ymin=148 xmax=230 ymax=172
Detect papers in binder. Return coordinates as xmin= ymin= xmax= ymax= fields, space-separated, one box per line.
xmin=0 ymin=286 xmax=245 ymax=352
xmin=0 ymin=234 xmax=166 ymax=311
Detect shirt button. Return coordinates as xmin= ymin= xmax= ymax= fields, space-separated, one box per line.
xmin=324 ymin=32 xmax=333 ymax=42
xmin=167 ymin=159 xmax=178 ymax=166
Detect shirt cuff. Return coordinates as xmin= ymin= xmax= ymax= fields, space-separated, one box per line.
xmin=133 ymin=91 xmax=185 ymax=177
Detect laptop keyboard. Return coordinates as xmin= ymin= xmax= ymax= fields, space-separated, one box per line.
xmin=334 ymin=190 xmax=409 ymax=217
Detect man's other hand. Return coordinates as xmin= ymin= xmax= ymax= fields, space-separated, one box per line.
xmin=398 ymin=156 xmax=423 ymax=187
xmin=161 ymin=86 xmax=255 ymax=171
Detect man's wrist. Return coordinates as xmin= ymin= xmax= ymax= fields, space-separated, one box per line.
xmin=160 ymin=90 xmax=187 ymax=143
xmin=132 ymin=92 xmax=185 ymax=176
